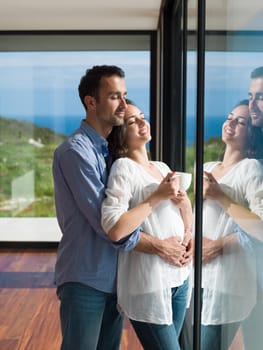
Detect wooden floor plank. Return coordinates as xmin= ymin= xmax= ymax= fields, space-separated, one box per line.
xmin=0 ymin=339 xmax=19 ymax=350
xmin=17 ymin=290 xmax=61 ymax=350
xmin=0 ymin=248 xmax=142 ymax=350
xmin=0 ymin=248 xmax=245 ymax=350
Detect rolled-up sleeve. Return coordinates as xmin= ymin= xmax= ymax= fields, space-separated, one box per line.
xmin=102 ymin=159 xmax=141 ymax=250
xmin=102 ymin=175 xmax=132 ymax=232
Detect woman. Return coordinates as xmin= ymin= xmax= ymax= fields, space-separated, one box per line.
xmin=200 ymin=100 xmax=263 ymax=350
xmin=101 ymin=100 xmax=193 ymax=350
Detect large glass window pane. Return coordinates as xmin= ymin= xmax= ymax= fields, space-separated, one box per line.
xmin=194 ymin=1 xmax=263 ymax=349
xmin=183 ymin=1 xmax=263 ymax=349
xmin=199 ymin=50 xmax=263 ymax=350
xmin=0 ymin=48 xmax=150 ymax=241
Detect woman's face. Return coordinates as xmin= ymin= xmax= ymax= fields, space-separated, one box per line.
xmin=222 ymin=104 xmax=250 ymax=149
xmin=123 ymin=104 xmax=151 ymax=147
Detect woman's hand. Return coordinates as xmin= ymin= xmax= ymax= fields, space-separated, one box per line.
xmin=137 ymin=233 xmax=192 ymax=268
xmin=203 ymin=171 xmax=226 ymax=202
xmin=181 ymin=230 xmax=193 ymax=266
xmin=154 ymin=172 xmax=180 ymax=201
xmin=172 ymin=191 xmax=193 ymax=259
xmin=155 ymin=236 xmax=187 ymax=267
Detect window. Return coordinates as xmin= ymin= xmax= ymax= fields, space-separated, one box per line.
xmin=0 ymin=33 xmax=151 ymax=241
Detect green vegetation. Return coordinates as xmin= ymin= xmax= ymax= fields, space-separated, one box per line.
xmin=0 ymin=115 xmax=224 ymax=217
xmin=0 ymin=116 xmax=66 ymax=217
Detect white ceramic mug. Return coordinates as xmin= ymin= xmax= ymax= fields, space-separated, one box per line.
xmin=174 ymin=171 xmax=192 ymax=191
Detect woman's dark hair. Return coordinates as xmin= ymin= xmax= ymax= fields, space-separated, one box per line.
xmin=249 ymin=126 xmax=263 ymax=159
xmin=78 ymin=65 xmax=125 ymax=110
xmin=107 ymin=99 xmax=137 ymax=161
xmin=220 ymin=99 xmax=263 ymax=159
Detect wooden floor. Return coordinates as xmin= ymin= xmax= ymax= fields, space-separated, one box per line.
xmin=0 ymin=247 xmax=245 ymax=350
xmin=0 ymin=247 xmax=142 ymax=350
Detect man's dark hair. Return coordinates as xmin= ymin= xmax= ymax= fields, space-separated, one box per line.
xmin=234 ymin=99 xmax=249 ymax=107
xmin=78 ymin=65 xmax=125 ymax=110
xmin=250 ymin=66 xmax=263 ymax=79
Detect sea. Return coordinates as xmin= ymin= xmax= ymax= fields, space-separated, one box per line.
xmin=8 ymin=114 xmax=225 ymax=146
xmin=186 ymin=115 xmax=225 ymax=146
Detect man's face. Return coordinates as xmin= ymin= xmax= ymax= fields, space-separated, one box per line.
xmin=248 ymin=77 xmax=263 ymax=130
xmin=95 ymin=75 xmax=127 ymax=128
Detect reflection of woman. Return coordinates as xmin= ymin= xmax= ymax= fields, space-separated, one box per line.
xmin=101 ymin=100 xmax=193 ymax=350
xmin=200 ymin=101 xmax=263 ymax=350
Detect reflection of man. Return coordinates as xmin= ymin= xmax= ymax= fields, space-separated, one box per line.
xmin=249 ymin=66 xmax=263 ymax=131
xmin=241 ymin=66 xmax=263 ymax=350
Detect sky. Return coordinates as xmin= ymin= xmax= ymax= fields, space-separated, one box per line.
xmin=0 ymin=51 xmax=150 ymax=121
xmin=1 ymin=50 xmax=263 ymax=139
xmin=187 ymin=51 xmax=263 ymax=117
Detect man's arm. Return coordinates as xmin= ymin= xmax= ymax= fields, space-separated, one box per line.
xmin=134 ymin=231 xmax=187 ymax=267
xmin=201 ymin=234 xmax=239 ymax=264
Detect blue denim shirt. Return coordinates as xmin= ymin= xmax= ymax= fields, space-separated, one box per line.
xmin=237 ymin=227 xmax=263 ymax=289
xmin=53 ymin=120 xmax=140 ymax=293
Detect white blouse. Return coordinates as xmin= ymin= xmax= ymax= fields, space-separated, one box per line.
xmin=101 ymin=157 xmax=191 ymax=325
xmin=201 ymin=158 xmax=263 ymax=325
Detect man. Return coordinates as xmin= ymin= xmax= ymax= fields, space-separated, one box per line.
xmin=248 ymin=66 xmax=263 ymax=131
xmin=53 ymin=65 xmax=192 ymax=350
xmin=239 ymin=66 xmax=263 ymax=350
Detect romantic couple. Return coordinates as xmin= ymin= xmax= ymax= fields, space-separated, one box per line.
xmin=53 ymin=65 xmax=263 ymax=350
xmin=52 ymin=65 xmax=193 ymax=350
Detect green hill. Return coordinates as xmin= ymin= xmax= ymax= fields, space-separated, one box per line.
xmin=0 ymin=115 xmax=224 ymax=217
xmin=0 ymin=115 xmax=66 ymax=145
xmin=0 ymin=116 xmax=66 ymax=217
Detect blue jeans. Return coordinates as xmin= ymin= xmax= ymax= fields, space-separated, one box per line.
xmin=130 ymin=279 xmax=189 ymax=350
xmin=57 ymin=282 xmax=124 ymax=350
xmin=242 ymin=288 xmax=263 ymax=350
xmin=201 ymin=322 xmax=240 ymax=350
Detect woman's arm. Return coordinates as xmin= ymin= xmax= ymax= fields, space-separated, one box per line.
xmin=172 ymin=190 xmax=193 ymax=232
xmin=203 ymin=170 xmax=263 ymax=241
xmin=103 ymin=172 xmax=180 ymax=241
xmin=172 ymin=190 xmax=193 ymax=264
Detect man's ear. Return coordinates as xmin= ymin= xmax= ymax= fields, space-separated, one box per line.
xmin=84 ymin=95 xmax=96 ymax=110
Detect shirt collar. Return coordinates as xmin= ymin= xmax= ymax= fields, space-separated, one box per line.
xmin=80 ymin=119 xmax=108 ymax=157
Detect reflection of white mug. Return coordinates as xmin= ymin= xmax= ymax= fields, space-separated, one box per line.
xmin=175 ymin=171 xmax=192 ymax=191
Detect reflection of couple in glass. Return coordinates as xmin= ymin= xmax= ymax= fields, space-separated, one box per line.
xmin=200 ymin=93 xmax=263 ymax=349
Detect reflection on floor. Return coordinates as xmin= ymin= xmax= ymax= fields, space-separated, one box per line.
xmin=0 ymin=247 xmax=142 ymax=350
